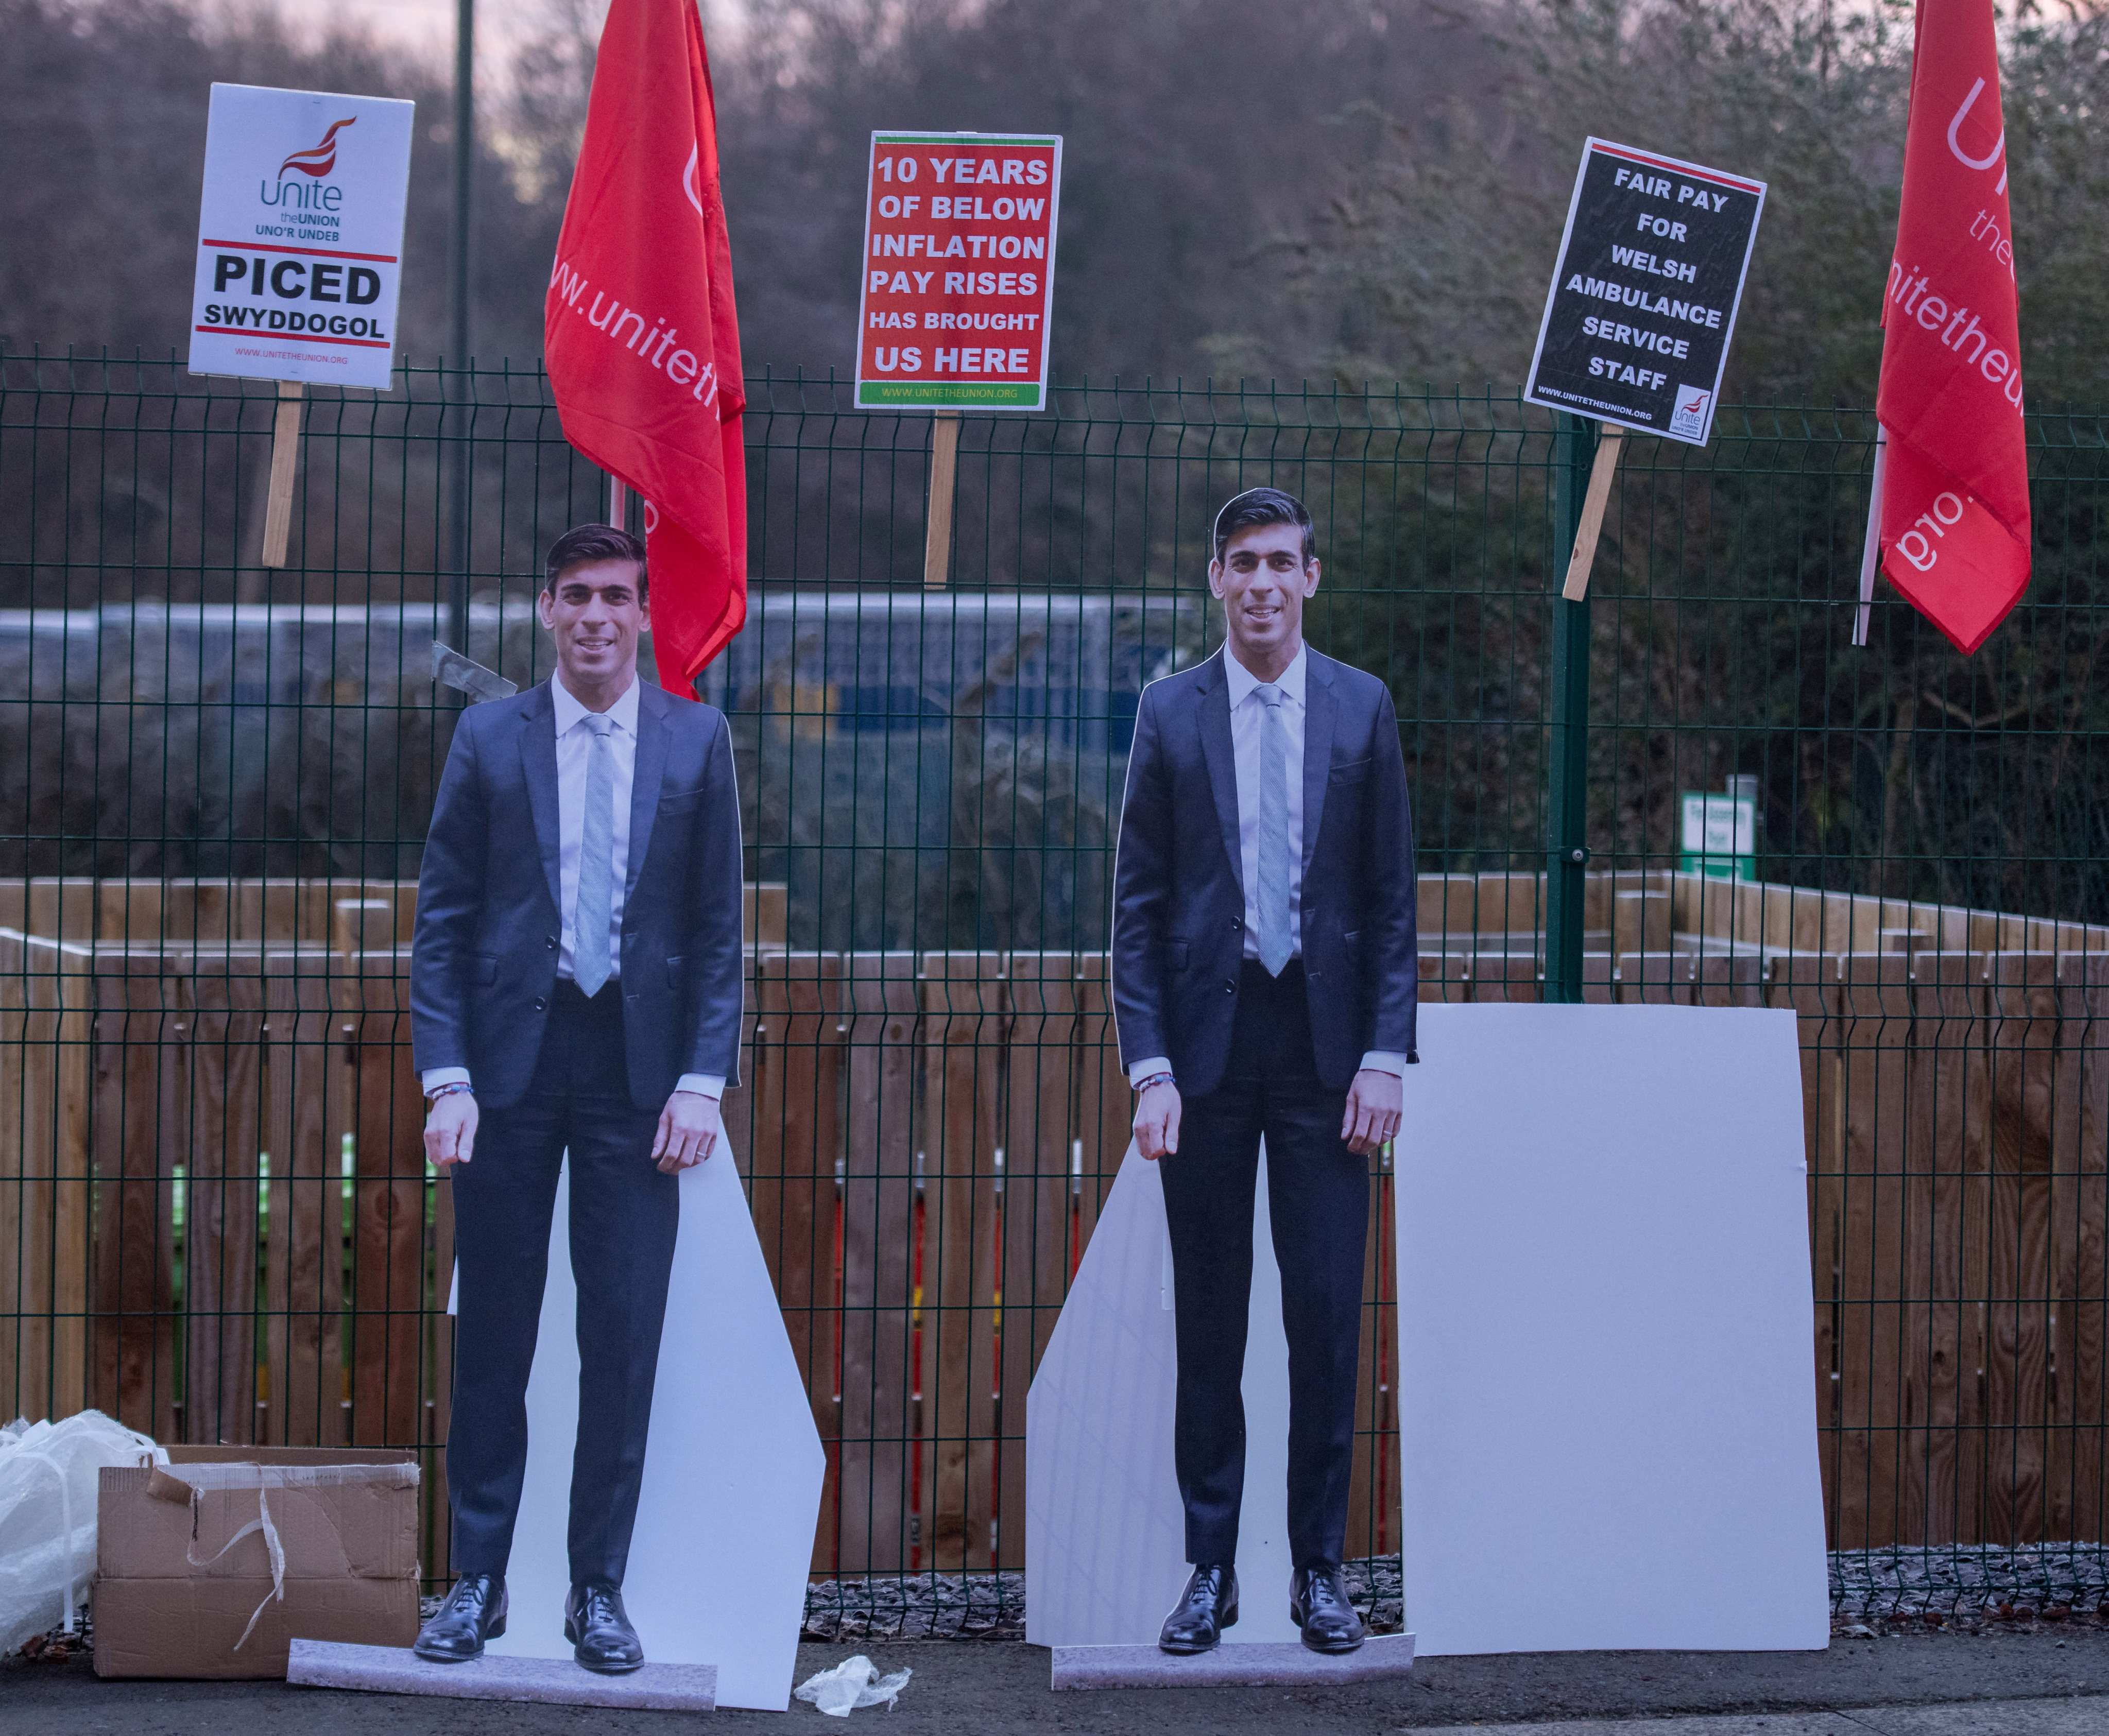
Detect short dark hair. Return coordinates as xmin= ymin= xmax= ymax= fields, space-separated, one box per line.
xmin=1212 ymin=487 xmax=1315 ymax=565
xmin=544 ymin=523 xmax=648 ymax=596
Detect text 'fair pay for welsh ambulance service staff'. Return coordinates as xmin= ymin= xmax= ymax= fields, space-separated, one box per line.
xmin=1524 ymin=138 xmax=1765 ymax=446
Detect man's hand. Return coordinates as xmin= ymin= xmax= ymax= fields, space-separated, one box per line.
xmin=424 ymin=1092 xmax=479 ymax=1170
xmin=1341 ymin=1068 xmax=1402 ymax=1157
xmin=653 ymin=1089 xmax=723 ymax=1173
xmin=1133 ymin=1080 xmax=1182 ymax=1161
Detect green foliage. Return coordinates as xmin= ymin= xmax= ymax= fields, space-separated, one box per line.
xmin=1280 ymin=0 xmax=2109 ymax=403
xmin=5 ymin=0 xmax=2109 ymax=935
xmin=0 ymin=0 xmax=564 ymax=360
xmin=10 ymin=0 xmax=2109 ymax=400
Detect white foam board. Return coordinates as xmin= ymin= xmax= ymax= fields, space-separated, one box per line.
xmin=287 ymin=1639 xmax=717 ymax=1709
xmin=1026 ymin=1141 xmax=1299 ymax=1646
xmin=470 ymin=1143 xmax=826 ymax=1709
xmin=1025 ymin=1004 xmax=1828 ymax=1658
xmin=1050 ymin=1632 xmax=1415 ymax=1689
xmin=1396 ymin=1003 xmax=1829 ymax=1654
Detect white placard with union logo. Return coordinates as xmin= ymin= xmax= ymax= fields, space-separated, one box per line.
xmin=188 ymin=83 xmax=414 ymax=390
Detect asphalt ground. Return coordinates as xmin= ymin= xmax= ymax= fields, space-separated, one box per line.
xmin=7 ymin=1626 xmax=2109 ymax=1734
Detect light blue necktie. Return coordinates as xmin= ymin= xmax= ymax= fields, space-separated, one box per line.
xmin=1254 ymin=682 xmax=1294 ymax=977
xmin=573 ymin=712 xmax=616 ymax=996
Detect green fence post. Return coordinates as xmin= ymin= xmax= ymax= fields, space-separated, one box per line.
xmin=1545 ymin=411 xmax=1596 ymax=1004
xmin=447 ymin=0 xmax=476 ymax=659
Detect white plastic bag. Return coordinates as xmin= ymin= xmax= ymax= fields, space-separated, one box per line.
xmin=0 ymin=1410 xmax=161 ymax=1655
xmin=794 ymin=1654 xmax=912 ymax=1716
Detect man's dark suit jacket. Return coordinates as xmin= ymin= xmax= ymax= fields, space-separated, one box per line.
xmin=410 ymin=677 xmax=745 ymax=1111
xmin=1111 ymin=647 xmax=1417 ymax=1099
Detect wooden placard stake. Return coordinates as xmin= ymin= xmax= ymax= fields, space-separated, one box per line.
xmin=260 ymin=381 xmax=305 ymax=570
xmin=1560 ymin=421 xmax=1625 ymax=601
xmin=923 ymin=410 xmax=962 ymax=590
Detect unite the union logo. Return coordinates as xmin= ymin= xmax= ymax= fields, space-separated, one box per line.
xmin=1669 ymin=386 xmax=1711 ymax=440
xmin=279 ymin=117 xmax=357 ymax=179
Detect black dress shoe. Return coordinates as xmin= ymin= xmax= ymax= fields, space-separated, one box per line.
xmin=414 ymin=1572 xmax=507 ymax=1662
xmin=1289 ymin=1562 xmax=1366 ymax=1654
xmin=1158 ymin=1562 xmax=1239 ymax=1655
xmin=565 ymin=1581 xmax=645 ymax=1674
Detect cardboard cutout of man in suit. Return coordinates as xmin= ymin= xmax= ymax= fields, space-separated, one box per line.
xmin=1112 ymin=487 xmax=1418 ymax=1656
xmin=408 ymin=524 xmax=744 ymax=1673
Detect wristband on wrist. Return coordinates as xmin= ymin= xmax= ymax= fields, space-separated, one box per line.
xmin=1133 ymin=1071 xmax=1176 ymax=1093
xmin=425 ymin=1081 xmax=474 ymax=1106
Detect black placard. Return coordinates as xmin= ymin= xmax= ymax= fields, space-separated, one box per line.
xmin=1523 ymin=139 xmax=1766 ymax=446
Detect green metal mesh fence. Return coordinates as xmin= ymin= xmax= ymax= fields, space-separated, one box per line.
xmin=3 ymin=350 xmax=2108 ymax=1625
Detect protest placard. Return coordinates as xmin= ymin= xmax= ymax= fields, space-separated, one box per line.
xmin=1524 ymin=139 xmax=1764 ymax=448
xmin=188 ymin=83 xmax=413 ymax=565
xmin=854 ymin=132 xmax=1062 ymax=410
xmin=1526 ymin=139 xmax=1764 ymax=597
xmin=188 ymin=83 xmax=414 ymax=393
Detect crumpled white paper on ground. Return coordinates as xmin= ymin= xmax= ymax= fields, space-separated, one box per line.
xmin=793 ymin=1654 xmax=912 ymax=1716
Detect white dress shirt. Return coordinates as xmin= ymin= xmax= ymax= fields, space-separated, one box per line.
xmin=1128 ymin=642 xmax=1407 ymax=1091
xmin=422 ymin=673 xmax=722 ymax=1103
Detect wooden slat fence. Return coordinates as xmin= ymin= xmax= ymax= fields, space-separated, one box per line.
xmin=5 ymin=871 xmax=2109 ymax=1580
xmin=0 ymin=878 xmax=453 ymax=1567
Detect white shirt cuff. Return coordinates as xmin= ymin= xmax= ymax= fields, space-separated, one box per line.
xmin=1358 ymin=1051 xmax=1409 ymax=1078
xmin=422 ymin=1068 xmax=721 ymax=1098
xmin=1127 ymin=1057 xmax=1173 ymax=1089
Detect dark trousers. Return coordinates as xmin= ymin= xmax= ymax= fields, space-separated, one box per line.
xmin=1159 ymin=959 xmax=1370 ymax=1569
xmin=446 ymin=981 xmax=677 ymax=1587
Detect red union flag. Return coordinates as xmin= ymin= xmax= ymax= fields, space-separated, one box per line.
xmin=544 ymin=0 xmax=746 ymax=682
xmin=1861 ymin=0 xmax=2029 ymax=655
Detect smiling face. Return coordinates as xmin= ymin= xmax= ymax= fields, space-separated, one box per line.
xmin=1210 ymin=521 xmax=1320 ymax=680
xmin=539 ymin=557 xmax=649 ymax=706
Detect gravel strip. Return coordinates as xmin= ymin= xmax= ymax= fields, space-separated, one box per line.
xmin=797 ymin=1558 xmax=1407 ymax=1642
xmin=1832 ymin=1544 xmax=2109 ymax=1623
xmin=793 ymin=1549 xmax=2109 ymax=1642
xmin=39 ymin=1549 xmax=2109 ymax=1660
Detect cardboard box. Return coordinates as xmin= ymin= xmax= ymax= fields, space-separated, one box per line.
xmin=94 ymin=1446 xmax=419 ymax=1679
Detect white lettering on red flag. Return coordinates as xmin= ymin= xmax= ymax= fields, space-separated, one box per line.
xmin=543 ymin=0 xmax=746 ymax=683
xmin=1873 ymin=0 xmax=2029 ymax=654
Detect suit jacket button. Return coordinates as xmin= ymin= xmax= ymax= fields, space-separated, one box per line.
xmin=1224 ymin=978 xmax=1237 ymax=993
xmin=1229 ymin=917 xmax=1241 ymax=930
xmin=533 ymin=996 xmax=547 ymax=1011
xmin=546 ymin=936 xmax=557 ymax=950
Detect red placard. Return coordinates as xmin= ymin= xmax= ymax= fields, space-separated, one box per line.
xmin=855 ymin=132 xmax=1061 ymax=409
